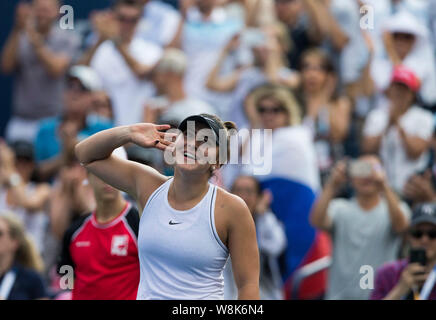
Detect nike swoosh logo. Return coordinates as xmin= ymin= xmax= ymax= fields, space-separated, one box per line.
xmin=169 ymin=220 xmax=182 ymax=225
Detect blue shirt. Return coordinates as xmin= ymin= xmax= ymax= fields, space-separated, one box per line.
xmin=0 ymin=264 xmax=47 ymax=300
xmin=34 ymin=116 xmax=112 ymax=163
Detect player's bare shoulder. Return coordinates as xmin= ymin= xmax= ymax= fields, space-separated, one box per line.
xmin=214 ymin=186 xmax=252 ymax=221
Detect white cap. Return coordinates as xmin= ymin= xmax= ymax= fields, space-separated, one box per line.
xmin=68 ymin=65 xmax=103 ymax=92
xmin=155 ymin=48 xmax=187 ymax=75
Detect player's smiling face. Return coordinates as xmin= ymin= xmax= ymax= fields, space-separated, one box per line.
xmin=173 ymin=122 xmax=218 ymax=175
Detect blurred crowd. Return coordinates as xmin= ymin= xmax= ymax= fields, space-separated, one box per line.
xmin=1 ymin=0 xmax=436 ymax=300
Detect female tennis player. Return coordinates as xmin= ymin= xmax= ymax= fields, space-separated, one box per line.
xmin=75 ymin=114 xmax=260 ymax=300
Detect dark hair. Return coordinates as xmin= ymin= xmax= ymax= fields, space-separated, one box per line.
xmin=197 ymin=113 xmax=238 ymax=176
xmin=113 ymin=0 xmax=142 ymax=9
xmin=299 ymin=48 xmax=335 ymax=73
xmin=231 ymin=175 xmax=262 ymax=195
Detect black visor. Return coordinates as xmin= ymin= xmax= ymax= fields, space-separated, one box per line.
xmin=178 ymin=115 xmax=221 ymax=146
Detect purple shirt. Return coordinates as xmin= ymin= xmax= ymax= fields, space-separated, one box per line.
xmin=371 ymin=259 xmax=436 ymax=300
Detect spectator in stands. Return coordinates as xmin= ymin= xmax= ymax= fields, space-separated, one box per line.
xmin=371 ymin=202 xmax=436 ymax=300
xmin=145 ymin=48 xmax=215 ymax=128
xmin=370 ymin=10 xmax=436 ymax=108
xmin=57 ymin=160 xmax=140 ymax=300
xmin=235 ymin=84 xmax=327 ymax=300
xmin=310 ymin=155 xmax=411 ymax=299
xmin=49 ymin=162 xmax=95 ymax=242
xmin=34 ymin=65 xmax=111 ymax=181
xmin=89 ymin=91 xmax=115 ymax=126
xmin=0 ymin=213 xmax=47 ymax=300
xmin=81 ymin=0 xmax=162 ymax=126
xmin=206 ymin=25 xmax=299 ymax=129
xmin=403 ymin=131 xmax=436 ymax=207
xmin=0 ymin=141 xmax=50 ymax=254
xmin=362 ymin=66 xmax=434 ymax=195
xmin=298 ymin=48 xmax=351 ymax=184
xmin=1 ymin=0 xmax=80 ymax=143
xmin=176 ymin=0 xmax=244 ymax=116
xmin=224 ymin=175 xmax=286 ymax=300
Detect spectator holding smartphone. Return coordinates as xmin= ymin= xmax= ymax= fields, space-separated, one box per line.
xmin=310 ymin=155 xmax=411 ymax=299
xmin=371 ymin=202 xmax=436 ymax=300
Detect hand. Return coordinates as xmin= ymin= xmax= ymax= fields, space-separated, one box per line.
xmin=389 ymin=105 xmax=402 ymax=127
xmin=143 ymin=102 xmax=167 ymax=124
xmin=26 ymin=26 xmax=44 ymax=48
xmin=255 ymin=189 xmax=273 ymax=215
xmin=129 ymin=123 xmax=176 ymax=152
xmin=398 ymin=263 xmax=429 ymax=294
xmin=326 ymin=160 xmax=347 ymax=189
xmin=180 ymin=0 xmax=196 ymax=17
xmin=403 ymin=171 xmax=436 ymax=203
xmin=59 ymin=121 xmax=79 ymax=162
xmin=92 ymin=11 xmax=119 ymax=41
xmin=14 ymin=3 xmax=31 ymax=31
xmin=224 ymin=34 xmax=241 ymax=53
xmin=0 ymin=140 xmax=16 ymax=171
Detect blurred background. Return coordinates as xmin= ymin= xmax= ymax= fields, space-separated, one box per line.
xmin=1 ymin=0 xmax=436 ymax=301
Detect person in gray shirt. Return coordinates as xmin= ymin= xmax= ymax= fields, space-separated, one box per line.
xmin=1 ymin=0 xmax=80 ymax=143
xmin=310 ymin=155 xmax=411 ymax=299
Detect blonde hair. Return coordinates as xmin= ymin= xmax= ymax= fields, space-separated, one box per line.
xmin=250 ymin=84 xmax=302 ymax=126
xmin=0 ymin=213 xmax=44 ymax=273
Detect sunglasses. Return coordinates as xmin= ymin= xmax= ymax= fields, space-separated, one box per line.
xmin=257 ymin=106 xmax=286 ymax=114
xmin=117 ymin=15 xmax=140 ymax=24
xmin=410 ymin=229 xmax=436 ymax=240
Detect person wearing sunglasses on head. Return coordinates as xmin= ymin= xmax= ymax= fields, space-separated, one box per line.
xmin=371 ymin=202 xmax=436 ymax=300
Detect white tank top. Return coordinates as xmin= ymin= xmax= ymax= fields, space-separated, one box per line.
xmin=137 ymin=177 xmax=229 ymax=300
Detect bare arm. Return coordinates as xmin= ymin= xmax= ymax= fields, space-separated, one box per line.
xmin=381 ymin=181 xmax=409 ymax=233
xmin=310 ymin=161 xmax=346 ymax=231
xmin=8 ymin=183 xmax=51 ymax=212
xmin=1 ymin=28 xmax=21 ymax=74
xmin=226 ymin=195 xmax=260 ymax=300
xmin=77 ymin=37 xmax=105 ymax=66
xmin=206 ymin=35 xmax=242 ymax=93
xmin=29 ymin=37 xmax=71 ymax=78
xmin=1 ymin=3 xmax=30 ymax=74
xmin=397 ymin=125 xmax=431 ymax=160
xmin=329 ymin=96 xmax=351 ymax=143
xmin=362 ymin=135 xmax=383 ymax=154
xmin=75 ymin=124 xmax=174 ymax=208
xmin=114 ymin=41 xmax=155 ymax=79
xmin=304 ymin=0 xmax=349 ymax=51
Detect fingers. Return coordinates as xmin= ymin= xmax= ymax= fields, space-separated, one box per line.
xmin=154 ymin=124 xmax=171 ymax=131
xmin=158 ymin=131 xmax=178 ymax=141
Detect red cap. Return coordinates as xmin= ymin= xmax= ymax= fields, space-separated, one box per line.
xmin=391 ymin=65 xmax=420 ymax=92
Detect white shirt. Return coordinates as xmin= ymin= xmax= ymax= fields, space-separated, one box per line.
xmin=182 ymin=7 xmax=243 ymax=116
xmin=136 ymin=0 xmax=181 ymax=47
xmin=363 ymin=104 xmax=434 ymax=193
xmin=370 ymin=10 xmax=436 ymax=106
xmin=90 ymin=38 xmax=162 ymax=126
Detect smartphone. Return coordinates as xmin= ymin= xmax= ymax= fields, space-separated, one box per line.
xmin=348 ymin=160 xmax=373 ymax=178
xmin=240 ymin=29 xmax=266 ymax=48
xmin=410 ymin=248 xmax=427 ymax=267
